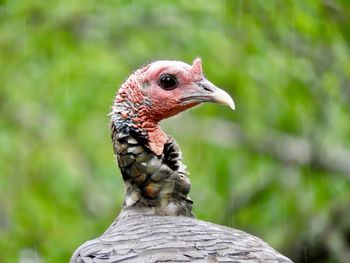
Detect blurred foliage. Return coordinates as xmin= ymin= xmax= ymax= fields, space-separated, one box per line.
xmin=1 ymin=0 xmax=350 ymax=262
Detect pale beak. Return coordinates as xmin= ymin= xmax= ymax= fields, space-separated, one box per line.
xmin=179 ymin=78 xmax=235 ymax=110
xmin=208 ymin=85 xmax=235 ymax=110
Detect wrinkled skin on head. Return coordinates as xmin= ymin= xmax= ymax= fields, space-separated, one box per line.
xmin=145 ymin=58 xmax=203 ymax=121
xmin=113 ymin=58 xmax=234 ymax=155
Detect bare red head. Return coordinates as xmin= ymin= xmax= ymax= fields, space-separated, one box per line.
xmin=112 ymin=58 xmax=235 ymax=155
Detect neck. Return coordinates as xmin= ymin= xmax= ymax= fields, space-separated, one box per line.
xmin=110 ymin=110 xmax=193 ymax=217
xmin=111 ymin=78 xmax=169 ymax=156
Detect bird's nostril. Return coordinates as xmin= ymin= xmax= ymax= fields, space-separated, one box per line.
xmin=198 ymin=82 xmax=214 ymax=92
xmin=203 ymin=86 xmax=212 ymax=92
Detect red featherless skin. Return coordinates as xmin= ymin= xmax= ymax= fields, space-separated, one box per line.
xmin=112 ymin=58 xmax=234 ymax=155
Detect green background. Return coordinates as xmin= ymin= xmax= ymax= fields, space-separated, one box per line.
xmin=1 ymin=1 xmax=350 ymax=262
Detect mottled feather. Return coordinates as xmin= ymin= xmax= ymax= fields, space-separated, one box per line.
xmin=71 ymin=209 xmax=292 ymax=263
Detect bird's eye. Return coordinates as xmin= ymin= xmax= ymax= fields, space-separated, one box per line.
xmin=158 ymin=74 xmax=178 ymax=90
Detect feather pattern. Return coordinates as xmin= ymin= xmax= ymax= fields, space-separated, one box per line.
xmin=110 ymin=120 xmax=193 ymax=216
xmin=71 ymin=209 xmax=292 ymax=263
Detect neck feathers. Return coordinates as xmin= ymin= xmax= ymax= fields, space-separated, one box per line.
xmin=110 ymin=83 xmax=193 ymax=216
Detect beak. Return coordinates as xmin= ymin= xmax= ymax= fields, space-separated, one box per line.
xmin=179 ymin=78 xmax=235 ymax=110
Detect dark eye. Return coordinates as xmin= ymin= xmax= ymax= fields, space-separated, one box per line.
xmin=158 ymin=74 xmax=178 ymax=90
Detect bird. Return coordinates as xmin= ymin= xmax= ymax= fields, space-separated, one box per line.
xmin=71 ymin=58 xmax=292 ymax=263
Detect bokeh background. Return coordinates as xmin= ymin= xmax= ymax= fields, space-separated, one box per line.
xmin=1 ymin=0 xmax=350 ymax=262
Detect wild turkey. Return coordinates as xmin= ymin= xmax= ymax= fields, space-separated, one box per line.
xmin=71 ymin=58 xmax=292 ymax=262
